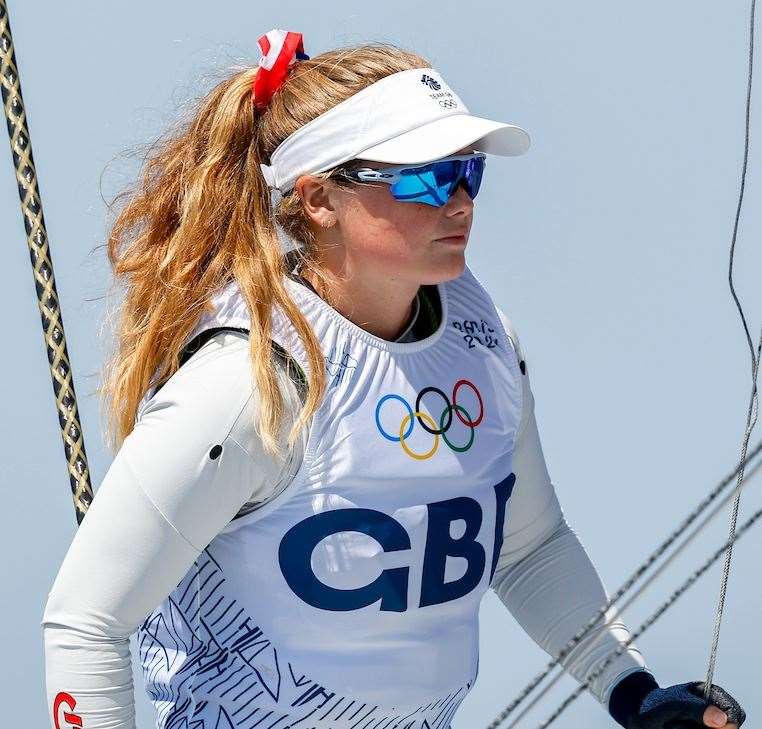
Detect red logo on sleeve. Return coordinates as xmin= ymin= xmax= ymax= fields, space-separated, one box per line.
xmin=53 ymin=692 xmax=83 ymax=728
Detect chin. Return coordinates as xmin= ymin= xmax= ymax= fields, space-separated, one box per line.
xmin=420 ymin=257 xmax=467 ymax=286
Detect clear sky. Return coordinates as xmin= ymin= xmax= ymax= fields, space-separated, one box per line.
xmin=2 ymin=2 xmax=760 ymax=727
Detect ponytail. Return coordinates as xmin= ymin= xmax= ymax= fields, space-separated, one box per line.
xmin=99 ymin=42 xmax=431 ymax=461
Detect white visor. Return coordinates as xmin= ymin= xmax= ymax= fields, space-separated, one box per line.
xmin=260 ymin=67 xmax=530 ymax=193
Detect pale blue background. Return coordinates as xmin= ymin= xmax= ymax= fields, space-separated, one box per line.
xmin=2 ymin=2 xmax=761 ymax=727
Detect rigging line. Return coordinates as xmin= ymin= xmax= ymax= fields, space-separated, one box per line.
xmin=535 ymin=502 xmax=762 ymax=729
xmin=705 ymin=0 xmax=761 ymax=700
xmin=0 ymin=1 xmax=92 ymax=524
xmin=611 ymin=452 xmax=762 ymax=622
xmin=496 ymin=454 xmax=762 ymax=729
xmin=484 ymin=439 xmax=762 ymax=729
xmin=489 ymin=1 xmax=762 ymax=722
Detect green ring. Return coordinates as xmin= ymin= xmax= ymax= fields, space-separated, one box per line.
xmin=440 ymin=403 xmax=475 ymax=453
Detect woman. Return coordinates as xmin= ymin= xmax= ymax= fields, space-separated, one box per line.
xmin=42 ymin=29 xmax=745 ymax=729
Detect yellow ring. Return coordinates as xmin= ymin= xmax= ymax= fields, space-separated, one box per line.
xmin=399 ymin=411 xmax=439 ymax=460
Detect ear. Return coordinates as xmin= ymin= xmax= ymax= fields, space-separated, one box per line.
xmin=294 ymin=175 xmax=337 ymax=229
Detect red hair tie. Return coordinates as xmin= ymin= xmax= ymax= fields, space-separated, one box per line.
xmin=253 ymin=29 xmax=309 ymax=112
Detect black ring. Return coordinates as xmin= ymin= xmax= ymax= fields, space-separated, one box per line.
xmin=415 ymin=386 xmax=452 ymax=435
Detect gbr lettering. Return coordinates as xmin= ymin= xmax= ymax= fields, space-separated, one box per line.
xmin=278 ymin=472 xmax=515 ymax=611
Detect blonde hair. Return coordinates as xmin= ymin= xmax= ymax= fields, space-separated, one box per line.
xmin=98 ymin=42 xmax=431 ymax=462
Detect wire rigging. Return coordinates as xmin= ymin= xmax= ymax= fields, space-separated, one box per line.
xmin=705 ymin=0 xmax=761 ymax=700
xmin=489 ymin=1 xmax=761 ymax=724
xmin=536 ymin=502 xmax=762 ymax=728
xmin=495 ymin=454 xmax=762 ymax=729
xmin=486 ymin=441 xmax=762 ymax=729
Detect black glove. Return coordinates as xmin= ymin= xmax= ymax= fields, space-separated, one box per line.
xmin=608 ymin=670 xmax=746 ymax=729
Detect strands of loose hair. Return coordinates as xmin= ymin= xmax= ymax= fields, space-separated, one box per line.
xmin=97 ymin=43 xmax=431 ymax=462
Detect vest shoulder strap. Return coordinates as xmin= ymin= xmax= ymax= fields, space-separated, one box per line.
xmin=154 ymin=326 xmax=308 ymax=401
xmin=178 ymin=326 xmax=250 ymax=367
xmin=150 ymin=326 xmax=249 ymax=398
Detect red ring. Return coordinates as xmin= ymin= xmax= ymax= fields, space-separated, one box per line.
xmin=452 ymin=379 xmax=484 ymax=427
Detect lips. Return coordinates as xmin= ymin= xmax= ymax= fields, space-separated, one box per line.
xmin=434 ymin=230 xmax=468 ymax=240
xmin=434 ymin=233 xmax=467 ymax=243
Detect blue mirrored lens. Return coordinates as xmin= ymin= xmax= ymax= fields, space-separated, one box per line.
xmin=463 ymin=156 xmax=484 ymax=199
xmin=389 ymin=157 xmax=485 ymax=207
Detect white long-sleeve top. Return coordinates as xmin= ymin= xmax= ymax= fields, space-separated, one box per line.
xmin=42 ymin=301 xmax=649 ymax=729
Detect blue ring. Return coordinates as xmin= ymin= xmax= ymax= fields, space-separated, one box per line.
xmin=375 ymin=393 xmax=414 ymax=442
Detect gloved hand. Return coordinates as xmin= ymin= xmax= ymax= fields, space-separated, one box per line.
xmin=608 ymin=671 xmax=746 ymax=729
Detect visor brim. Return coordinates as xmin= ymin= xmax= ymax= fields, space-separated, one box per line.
xmin=356 ymin=113 xmax=530 ymax=164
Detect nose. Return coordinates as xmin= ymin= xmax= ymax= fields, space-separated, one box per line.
xmin=444 ymin=181 xmax=475 ymax=215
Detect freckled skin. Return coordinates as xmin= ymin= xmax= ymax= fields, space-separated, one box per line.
xmin=294 ymin=145 xmax=477 ymax=340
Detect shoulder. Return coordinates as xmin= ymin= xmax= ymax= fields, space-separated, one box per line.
xmin=492 ymin=304 xmax=536 ymax=441
xmin=123 ymin=330 xmax=308 ymax=545
xmin=136 ymin=329 xmax=308 ymax=451
xmin=140 ymin=327 xmax=308 ymax=440
xmin=494 ymin=304 xmax=527 ymax=374
xmin=136 ymin=329 xmax=255 ymax=434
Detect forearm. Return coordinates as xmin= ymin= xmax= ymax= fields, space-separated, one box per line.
xmin=492 ymin=517 xmax=649 ymax=704
xmin=43 ymin=625 xmax=136 ymax=729
xmin=41 ymin=451 xmax=204 ymax=728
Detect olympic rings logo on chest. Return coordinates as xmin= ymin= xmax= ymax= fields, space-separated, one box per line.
xmin=374 ymin=379 xmax=484 ymax=460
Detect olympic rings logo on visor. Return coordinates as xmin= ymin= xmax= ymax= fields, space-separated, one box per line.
xmin=375 ymin=379 xmax=484 ymax=460
xmin=338 ymin=152 xmax=486 ymax=207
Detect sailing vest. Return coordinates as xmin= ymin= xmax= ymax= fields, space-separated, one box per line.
xmin=137 ymin=263 xmax=523 ymax=729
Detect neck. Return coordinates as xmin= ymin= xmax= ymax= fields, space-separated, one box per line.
xmin=299 ymin=268 xmax=420 ymax=342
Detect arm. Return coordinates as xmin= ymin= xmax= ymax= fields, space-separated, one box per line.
xmin=41 ymin=331 xmax=306 ymax=728
xmin=491 ymin=307 xmax=651 ymax=708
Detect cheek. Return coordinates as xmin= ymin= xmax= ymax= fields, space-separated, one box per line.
xmin=344 ymin=190 xmax=439 ymax=251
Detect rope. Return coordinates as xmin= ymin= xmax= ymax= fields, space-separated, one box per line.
xmin=486 ymin=440 xmax=762 ymax=729
xmin=704 ymin=0 xmax=761 ymax=700
xmin=0 ymin=1 xmax=92 ymax=524
xmin=494 ymin=453 xmax=762 ymax=729
xmin=534 ymin=502 xmax=762 ymax=729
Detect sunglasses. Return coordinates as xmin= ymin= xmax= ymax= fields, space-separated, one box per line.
xmin=335 ymin=152 xmax=487 ymax=208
